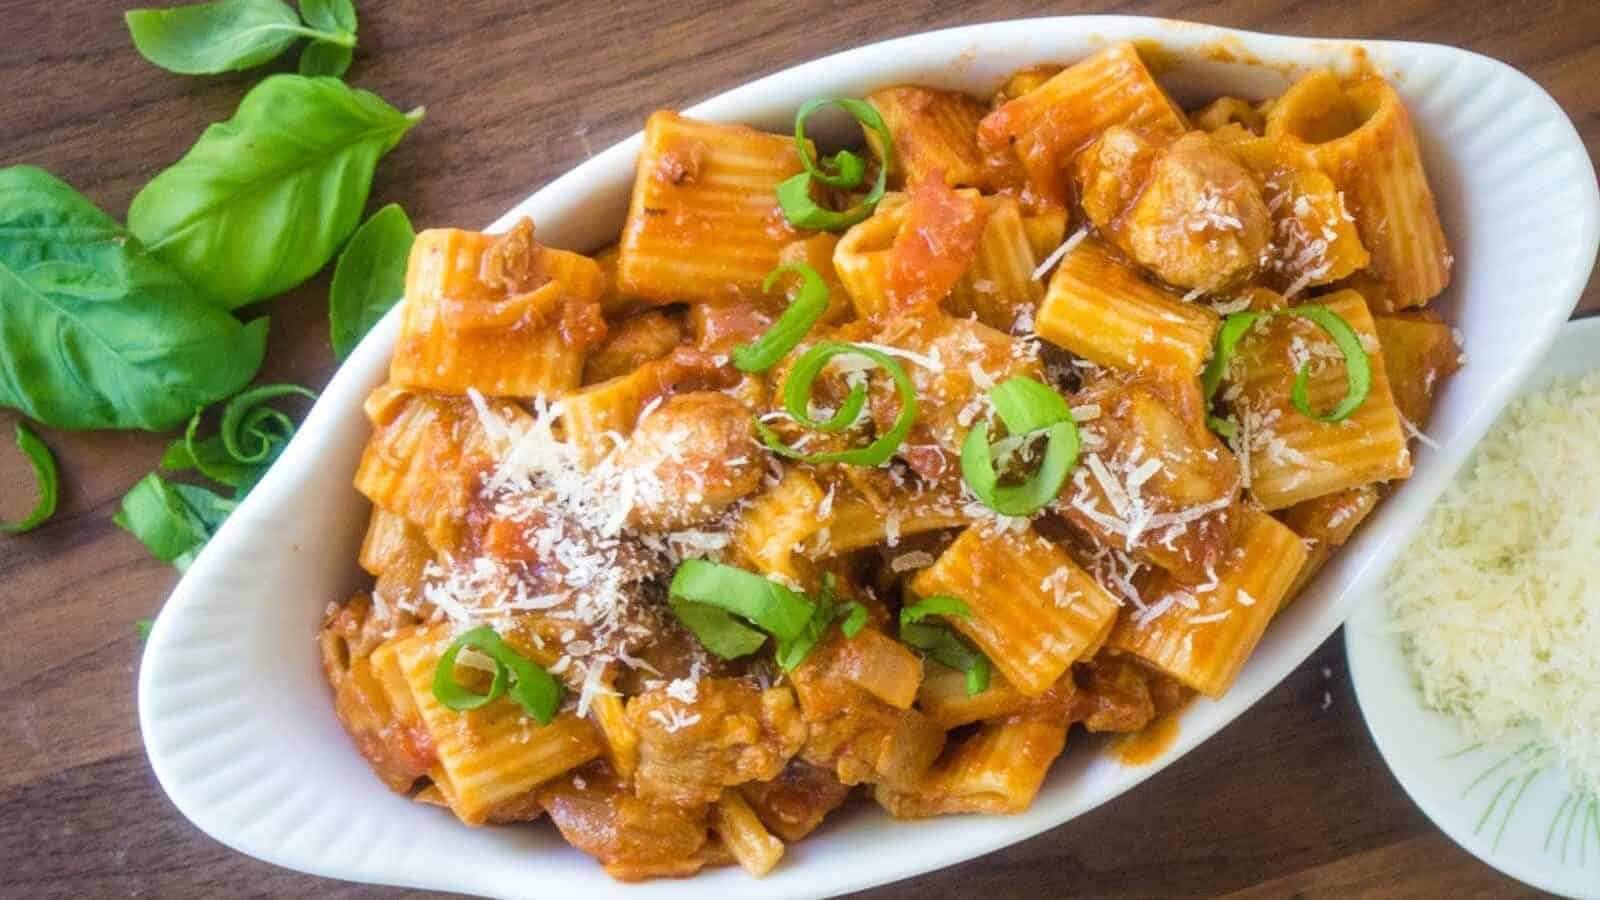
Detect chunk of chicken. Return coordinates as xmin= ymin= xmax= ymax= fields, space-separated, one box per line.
xmin=584 ymin=310 xmax=684 ymax=384
xmin=1070 ymin=654 xmax=1155 ymax=733
xmin=738 ymin=760 xmax=853 ymax=842
xmin=627 ymin=679 xmax=808 ymax=807
xmin=539 ymin=762 xmax=715 ymax=882
xmin=1076 ymin=129 xmax=1271 ymax=292
xmin=617 ymin=391 xmax=764 ymax=531
xmin=789 ymin=629 xmax=946 ymax=788
xmin=1062 ymin=373 xmax=1241 ymax=580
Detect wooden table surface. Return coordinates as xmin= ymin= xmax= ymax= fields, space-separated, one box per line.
xmin=2 ymin=0 xmax=1595 ymax=897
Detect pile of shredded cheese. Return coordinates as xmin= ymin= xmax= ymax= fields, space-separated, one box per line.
xmin=1389 ymin=372 xmax=1600 ymax=795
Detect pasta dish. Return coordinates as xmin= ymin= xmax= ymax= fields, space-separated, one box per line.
xmin=320 ymin=42 xmax=1459 ymax=880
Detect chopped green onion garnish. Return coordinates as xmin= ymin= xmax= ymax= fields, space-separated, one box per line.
xmin=776 ymin=97 xmax=893 ymax=231
xmin=732 ymin=262 xmax=831 ymax=373
xmin=432 ymin=625 xmax=563 ymax=724
xmin=839 ymin=602 xmax=868 ymax=638
xmin=1285 ymin=305 xmax=1372 ymax=422
xmin=669 ymin=559 xmax=817 ymax=662
xmin=900 ymin=595 xmax=973 ymax=625
xmin=3 ymin=423 xmax=58 ymax=534
xmin=755 ymin=341 xmax=917 ymax=466
xmin=899 ymin=595 xmax=988 ymax=694
xmin=901 ymin=621 xmax=990 ymax=695
xmin=960 ymin=376 xmax=1080 ymax=517
xmin=1201 ymin=306 xmax=1371 ymax=431
xmin=220 ymin=383 xmax=317 ymax=464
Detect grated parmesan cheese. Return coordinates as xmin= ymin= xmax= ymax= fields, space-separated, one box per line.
xmin=1388 ymin=373 xmax=1600 ymax=795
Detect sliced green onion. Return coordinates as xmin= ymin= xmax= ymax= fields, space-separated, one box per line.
xmin=773 ymin=574 xmax=868 ymax=671
xmin=901 ymin=621 xmax=990 ymax=695
xmin=732 ymin=262 xmax=831 ymax=373
xmin=175 ymin=411 xmax=259 ymax=488
xmin=1201 ymin=306 xmax=1371 ymax=429
xmin=839 ymin=602 xmax=868 ymax=638
xmin=432 ymin=625 xmax=563 ymax=724
xmin=670 ymin=559 xmax=817 ymax=660
xmin=960 ymin=376 xmax=1080 ymax=517
xmin=777 ymin=97 xmax=893 ymax=232
xmin=220 ymin=383 xmax=317 ymax=464
xmin=900 ymin=595 xmax=973 ymax=626
xmin=1199 ymin=311 xmax=1268 ymax=403
xmin=3 ymin=423 xmax=58 ymax=534
xmin=1286 ymin=305 xmax=1372 ymax=422
xmin=755 ymin=341 xmax=917 ymax=466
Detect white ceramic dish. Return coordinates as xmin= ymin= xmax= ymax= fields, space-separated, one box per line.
xmin=1347 ymin=316 xmax=1600 ymax=900
xmin=137 ymin=16 xmax=1600 ymax=899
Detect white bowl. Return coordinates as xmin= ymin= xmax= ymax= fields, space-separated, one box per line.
xmin=1347 ymin=316 xmax=1600 ymax=900
xmin=137 ymin=16 xmax=1600 ymax=899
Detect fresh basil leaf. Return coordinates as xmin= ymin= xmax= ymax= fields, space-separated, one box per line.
xmin=126 ymin=0 xmax=349 ymax=76
xmin=115 ymin=473 xmax=234 ymax=570
xmin=299 ymin=0 xmax=356 ymax=33
xmin=839 ymin=602 xmax=868 ymax=638
xmin=3 ymin=423 xmax=58 ymax=534
xmin=330 ymin=203 xmax=414 ymax=358
xmin=298 ymin=40 xmax=352 ymax=77
xmin=0 ymin=166 xmax=269 ymax=431
xmin=162 ymin=430 xmax=255 ymax=488
xmin=671 ymin=601 xmax=769 ymax=659
xmin=135 ymin=619 xmax=154 ymax=641
xmin=129 ymin=75 xmax=424 ymax=310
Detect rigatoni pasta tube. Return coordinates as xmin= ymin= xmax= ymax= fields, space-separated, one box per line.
xmin=910 ymin=523 xmax=1120 ymax=696
xmin=1109 ymin=507 xmax=1307 ymax=697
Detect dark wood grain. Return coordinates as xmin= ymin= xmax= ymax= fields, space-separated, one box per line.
xmin=1 ymin=1 xmax=1594 ymax=897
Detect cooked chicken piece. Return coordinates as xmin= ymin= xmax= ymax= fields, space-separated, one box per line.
xmin=539 ymin=762 xmax=715 ymax=882
xmin=584 ymin=310 xmax=684 ymax=384
xmin=789 ymin=629 xmax=945 ymax=788
xmin=627 ymin=679 xmax=807 ymax=807
xmin=1076 ymin=129 xmax=1271 ymax=292
xmin=1063 ymin=373 xmax=1240 ymax=580
xmin=1071 ymin=654 xmax=1155 ymax=733
xmin=738 ymin=760 xmax=853 ymax=842
xmin=617 ymin=391 xmax=764 ymax=531
xmin=1074 ymin=125 xmax=1164 ymax=231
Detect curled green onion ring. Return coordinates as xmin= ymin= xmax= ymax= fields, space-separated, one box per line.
xmin=732 ymin=262 xmax=831 ymax=373
xmin=754 ymin=341 xmax=917 ymax=466
xmin=220 ymin=383 xmax=318 ymax=463
xmin=3 ymin=423 xmax=58 ymax=534
xmin=432 ymin=625 xmax=563 ymax=724
xmin=960 ymin=376 xmax=1080 ymax=517
xmin=776 ymin=98 xmax=894 ymax=232
xmin=1200 ymin=305 xmax=1372 ymax=430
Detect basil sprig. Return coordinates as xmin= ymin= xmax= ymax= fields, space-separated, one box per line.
xmin=432 ymin=626 xmax=564 ymax=724
xmin=3 ymin=423 xmax=58 ymax=534
xmin=330 ymin=203 xmax=415 ymax=359
xmin=775 ymin=98 xmax=893 ymax=231
xmin=755 ymin=341 xmax=917 ymax=466
xmin=126 ymin=0 xmax=356 ymax=76
xmin=130 ymin=75 xmax=423 ymax=310
xmin=899 ymin=597 xmax=990 ymax=695
xmin=1201 ymin=305 xmax=1372 ymax=436
xmin=961 ymin=376 xmax=1081 ymax=517
xmin=732 ymin=262 xmax=831 ymax=373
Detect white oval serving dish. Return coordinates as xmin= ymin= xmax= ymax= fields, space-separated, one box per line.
xmin=1347 ymin=315 xmax=1600 ymax=900
xmin=138 ymin=16 xmax=1600 ymax=899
